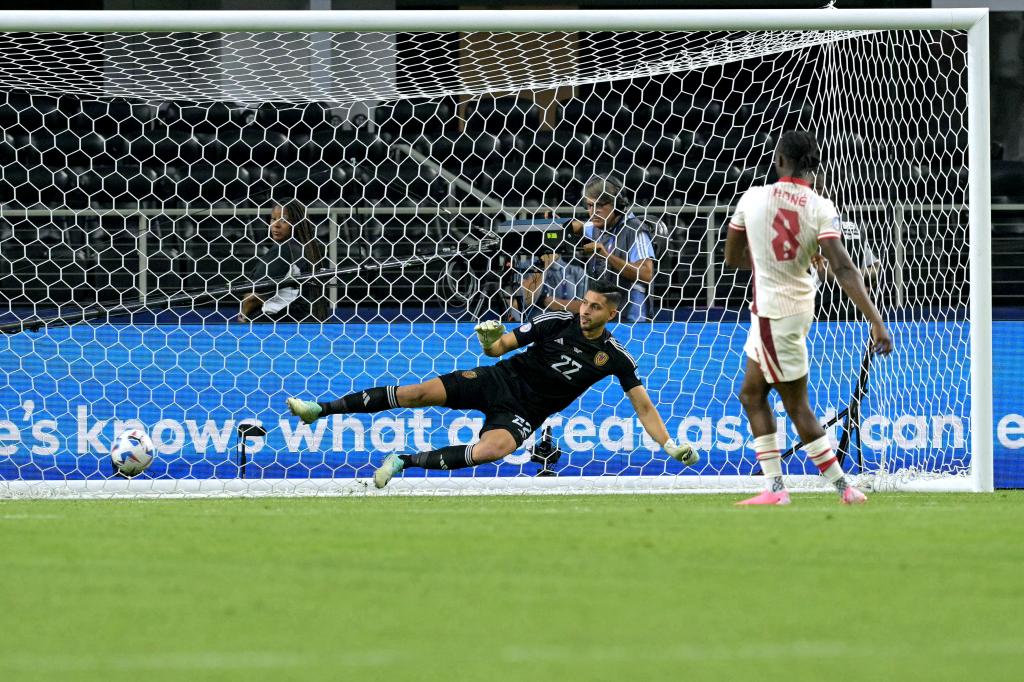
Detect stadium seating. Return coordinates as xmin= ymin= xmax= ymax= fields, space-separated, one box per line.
xmin=0 ymin=85 xmax=1022 ymax=317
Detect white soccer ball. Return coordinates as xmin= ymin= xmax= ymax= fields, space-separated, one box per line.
xmin=110 ymin=428 xmax=155 ymax=477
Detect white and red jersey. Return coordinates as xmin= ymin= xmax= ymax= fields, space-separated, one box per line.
xmin=728 ymin=177 xmax=842 ymax=319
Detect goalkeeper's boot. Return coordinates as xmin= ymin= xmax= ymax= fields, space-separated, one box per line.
xmin=841 ymin=486 xmax=868 ymax=505
xmin=286 ymin=398 xmax=322 ymax=424
xmin=373 ymin=454 xmax=404 ymax=489
xmin=735 ymin=489 xmax=791 ymax=506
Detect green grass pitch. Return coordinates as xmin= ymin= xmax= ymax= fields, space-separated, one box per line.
xmin=1 ymin=492 xmax=1022 ymax=682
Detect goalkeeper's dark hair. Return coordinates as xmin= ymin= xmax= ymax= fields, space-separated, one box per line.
xmin=275 ymin=199 xmax=329 ymax=321
xmin=587 ymin=278 xmax=624 ymax=309
xmin=778 ymin=130 xmax=821 ymax=176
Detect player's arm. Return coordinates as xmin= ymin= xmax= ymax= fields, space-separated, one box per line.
xmin=474 ymin=321 xmax=520 ymax=357
xmin=625 ymin=385 xmax=699 ymax=466
xmin=237 ymin=292 xmax=263 ymax=322
xmin=724 ymin=192 xmax=751 ymax=269
xmin=818 ymin=237 xmax=893 ymax=355
xmin=724 ymin=225 xmax=751 ymax=269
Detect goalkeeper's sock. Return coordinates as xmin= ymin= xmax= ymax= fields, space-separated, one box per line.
xmin=754 ymin=433 xmax=785 ymax=492
xmin=805 ymin=435 xmax=848 ymax=492
xmin=400 ymin=445 xmax=476 ymax=471
xmin=319 ymin=386 xmax=399 ymax=416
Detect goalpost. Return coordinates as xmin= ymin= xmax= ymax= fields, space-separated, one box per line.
xmin=0 ymin=9 xmax=992 ymax=497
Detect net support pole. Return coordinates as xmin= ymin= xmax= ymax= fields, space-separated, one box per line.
xmin=137 ymin=213 xmax=148 ymax=304
xmin=893 ymin=205 xmax=905 ymax=308
xmin=328 ymin=210 xmax=339 ymax=309
xmin=968 ymin=12 xmax=994 ymax=492
xmin=704 ymin=212 xmax=716 ymax=308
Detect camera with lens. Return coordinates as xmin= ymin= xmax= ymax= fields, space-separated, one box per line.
xmin=495 ymin=218 xmax=590 ymax=269
xmin=542 ymin=220 xmax=591 ymax=263
xmin=530 ymin=426 xmax=562 ymax=476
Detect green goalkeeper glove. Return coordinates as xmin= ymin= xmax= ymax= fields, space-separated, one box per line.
xmin=474 ymin=320 xmax=506 ymax=351
xmin=663 ymin=438 xmax=700 ymax=467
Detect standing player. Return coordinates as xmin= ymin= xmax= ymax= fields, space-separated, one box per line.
xmin=724 ymin=130 xmax=893 ymax=505
xmin=285 ymin=280 xmax=698 ymax=488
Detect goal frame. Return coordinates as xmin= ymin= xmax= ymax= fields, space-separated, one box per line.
xmin=0 ymin=8 xmax=993 ymax=496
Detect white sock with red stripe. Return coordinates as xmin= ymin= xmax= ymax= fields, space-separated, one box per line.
xmin=754 ymin=434 xmax=785 ymax=493
xmin=805 ymin=435 xmax=848 ymax=492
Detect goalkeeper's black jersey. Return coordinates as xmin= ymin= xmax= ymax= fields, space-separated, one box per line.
xmin=495 ymin=311 xmax=642 ymax=417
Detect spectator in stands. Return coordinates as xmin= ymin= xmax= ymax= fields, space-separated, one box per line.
xmin=237 ymin=200 xmax=329 ymax=323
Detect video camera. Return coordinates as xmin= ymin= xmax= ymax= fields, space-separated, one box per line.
xmin=530 ymin=426 xmax=562 ymax=476
xmin=495 ymin=218 xmax=591 ymax=275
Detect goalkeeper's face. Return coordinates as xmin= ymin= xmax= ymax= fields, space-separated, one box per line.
xmin=579 ymin=291 xmax=617 ymax=332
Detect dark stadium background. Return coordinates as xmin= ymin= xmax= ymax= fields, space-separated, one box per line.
xmin=1 ymin=0 xmax=1018 ymax=322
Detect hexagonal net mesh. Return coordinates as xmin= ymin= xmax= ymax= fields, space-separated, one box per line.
xmin=0 ymin=26 xmax=976 ymax=497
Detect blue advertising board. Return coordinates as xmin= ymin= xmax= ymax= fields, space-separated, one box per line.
xmin=0 ymin=321 xmax=1020 ymax=487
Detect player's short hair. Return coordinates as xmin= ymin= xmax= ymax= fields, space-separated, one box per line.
xmin=778 ymin=130 xmax=821 ymax=175
xmin=587 ymin=278 xmax=623 ymax=309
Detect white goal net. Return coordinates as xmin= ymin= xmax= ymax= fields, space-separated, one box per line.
xmin=0 ymin=10 xmax=992 ymax=497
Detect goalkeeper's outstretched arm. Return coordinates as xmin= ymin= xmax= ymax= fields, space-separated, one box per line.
xmin=474 ymin=320 xmax=520 ymax=357
xmin=626 ymin=386 xmax=700 ymax=466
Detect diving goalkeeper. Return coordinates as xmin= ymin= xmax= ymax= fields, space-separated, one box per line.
xmin=286 ymin=279 xmax=698 ymax=488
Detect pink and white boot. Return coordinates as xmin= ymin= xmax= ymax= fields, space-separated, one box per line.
xmin=736 ymin=489 xmax=792 ymax=506
xmin=841 ymin=487 xmax=868 ymax=505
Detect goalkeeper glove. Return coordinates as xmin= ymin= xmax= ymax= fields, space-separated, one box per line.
xmin=663 ymin=438 xmax=700 ymax=467
xmin=474 ymin=320 xmax=506 ymax=351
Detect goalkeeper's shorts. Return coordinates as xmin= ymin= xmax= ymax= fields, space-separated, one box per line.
xmin=439 ymin=365 xmax=544 ymax=446
xmin=743 ymin=310 xmax=813 ymax=384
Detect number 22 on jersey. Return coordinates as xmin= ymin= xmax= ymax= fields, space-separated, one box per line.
xmin=552 ymin=354 xmax=582 ymax=379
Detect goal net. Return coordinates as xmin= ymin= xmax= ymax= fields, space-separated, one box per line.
xmin=0 ymin=10 xmax=991 ymax=497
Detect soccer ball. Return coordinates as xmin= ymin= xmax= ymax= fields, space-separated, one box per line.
xmin=110 ymin=429 xmax=155 ymax=477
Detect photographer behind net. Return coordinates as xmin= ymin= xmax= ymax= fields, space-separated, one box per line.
xmin=237 ymin=199 xmax=330 ymax=323
xmin=567 ymin=174 xmax=657 ymax=323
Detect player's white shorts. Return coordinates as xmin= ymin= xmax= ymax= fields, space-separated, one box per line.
xmin=743 ymin=310 xmax=814 ymax=383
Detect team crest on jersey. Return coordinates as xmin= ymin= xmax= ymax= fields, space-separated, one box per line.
xmin=594 ymin=351 xmax=610 ymax=367
xmin=461 ymin=370 xmax=478 ymax=379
